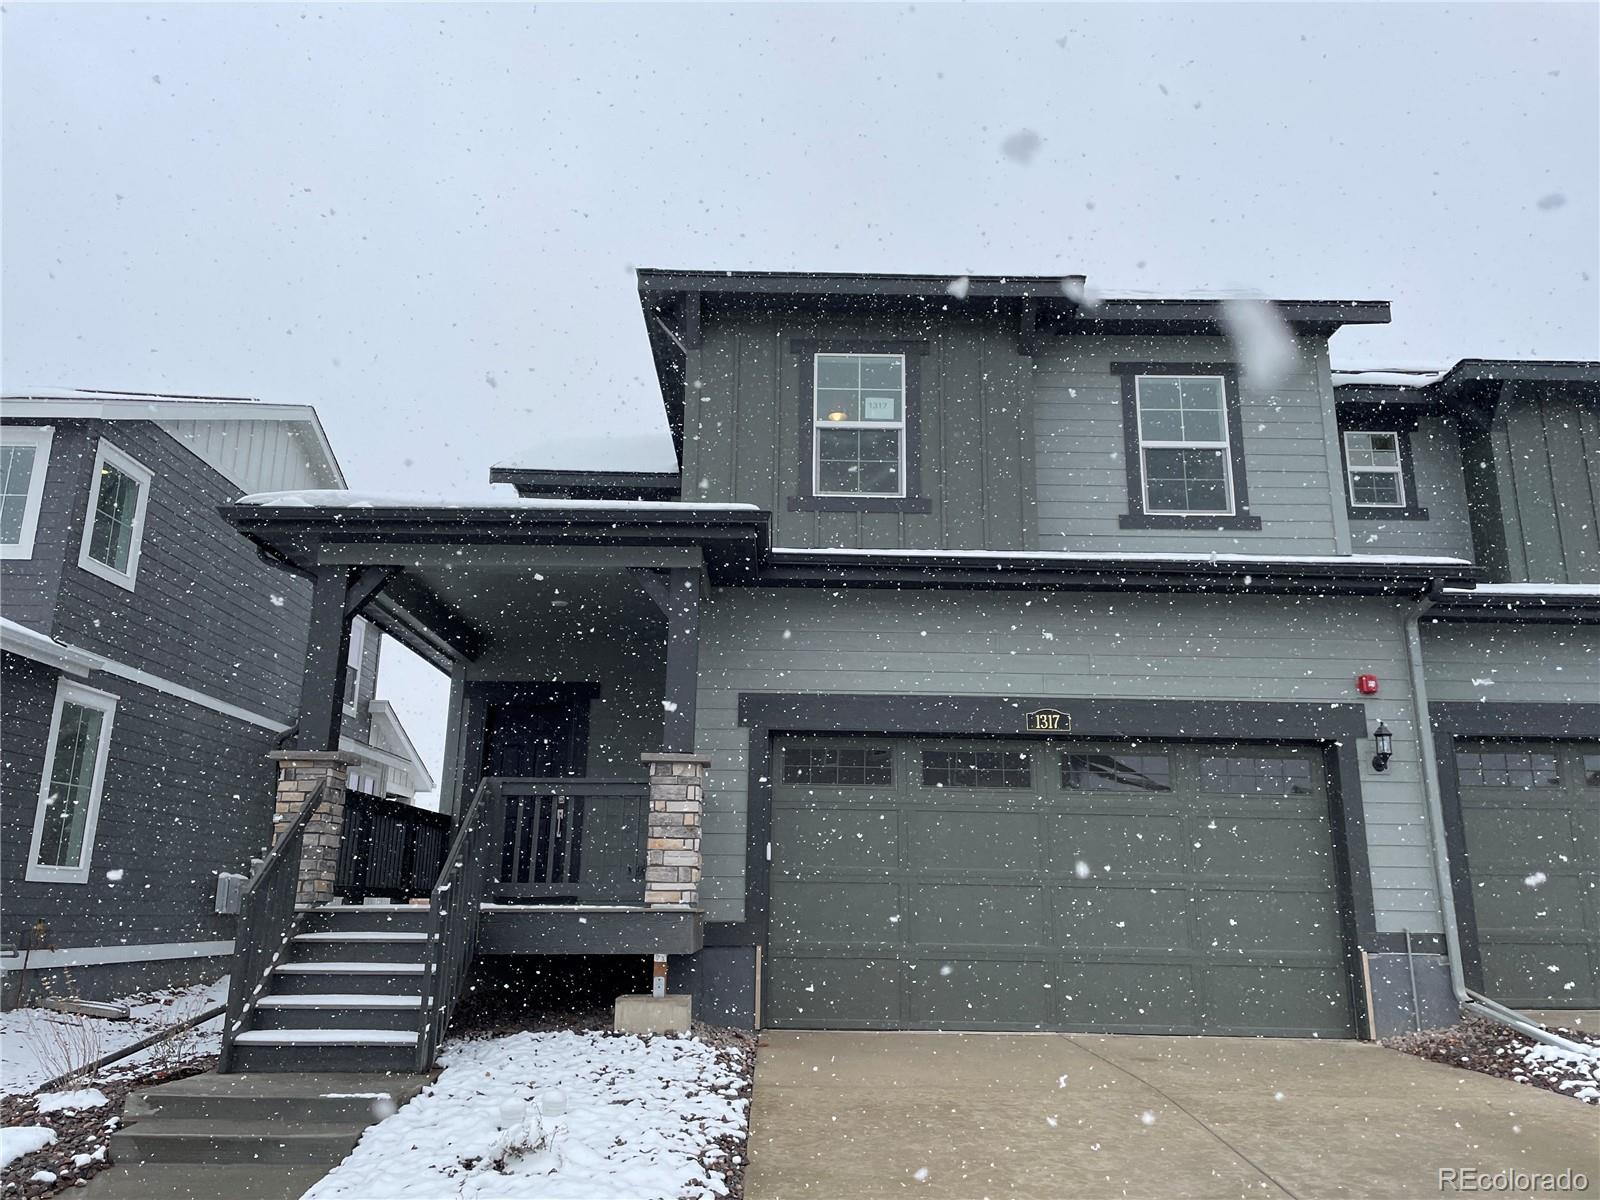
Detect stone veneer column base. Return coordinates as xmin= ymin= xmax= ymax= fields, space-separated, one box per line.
xmin=268 ymin=750 xmax=358 ymax=908
xmin=641 ymin=753 xmax=708 ymax=909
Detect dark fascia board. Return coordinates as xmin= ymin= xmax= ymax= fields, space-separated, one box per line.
xmin=1334 ymin=386 xmax=1436 ymax=410
xmin=633 ymin=269 xmax=1393 ymax=327
xmin=759 ymin=548 xmax=1481 ymax=596
xmin=487 ymin=467 xmax=682 ymax=501
xmin=1425 ymin=592 xmax=1600 ymax=625
xmin=1434 ymin=358 xmax=1600 ymax=392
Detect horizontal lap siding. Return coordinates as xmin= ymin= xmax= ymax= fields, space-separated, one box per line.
xmin=694 ymin=588 xmax=1440 ymax=933
xmin=1033 ymin=335 xmax=1344 ymax=554
xmin=0 ymin=420 xmax=70 ymax=633
xmin=1348 ymin=414 xmax=1476 ymax=560
xmin=1422 ymin=623 xmax=1600 ymax=704
xmin=1 ymin=653 xmax=278 ymax=951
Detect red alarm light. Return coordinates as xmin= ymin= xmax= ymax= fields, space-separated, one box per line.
xmin=1356 ymin=674 xmax=1379 ymax=696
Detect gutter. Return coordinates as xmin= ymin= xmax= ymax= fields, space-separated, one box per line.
xmin=1404 ymin=584 xmax=1599 ymax=1061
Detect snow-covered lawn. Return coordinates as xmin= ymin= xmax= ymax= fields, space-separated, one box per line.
xmin=305 ymin=1030 xmax=751 ymax=1200
xmin=0 ymin=977 xmax=227 ymax=1096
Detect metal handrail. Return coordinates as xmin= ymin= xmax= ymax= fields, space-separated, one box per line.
xmin=416 ymin=779 xmax=498 ymax=1070
xmin=218 ymin=778 xmax=327 ymax=1072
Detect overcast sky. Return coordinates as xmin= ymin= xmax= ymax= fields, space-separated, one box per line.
xmin=5 ymin=2 xmax=1596 ymax=797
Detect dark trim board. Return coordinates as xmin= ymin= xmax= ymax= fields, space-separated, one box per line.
xmin=478 ymin=907 xmax=702 ymax=956
xmin=727 ymin=691 xmax=1380 ymax=1037
xmin=1110 ymin=362 xmax=1262 ymax=532
xmin=1428 ymin=702 xmax=1600 ymax=993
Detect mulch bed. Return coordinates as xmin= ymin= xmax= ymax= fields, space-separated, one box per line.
xmin=1 ymin=1056 xmax=215 ymax=1198
xmin=690 ymin=1025 xmax=756 ymax=1200
xmin=1384 ymin=1016 xmax=1600 ymax=1104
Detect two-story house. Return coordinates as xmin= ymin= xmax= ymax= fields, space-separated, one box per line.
xmin=209 ymin=273 xmax=1596 ymax=1075
xmin=0 ymin=391 xmax=434 ymax=1004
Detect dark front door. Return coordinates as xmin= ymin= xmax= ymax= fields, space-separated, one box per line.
xmin=483 ymin=698 xmax=587 ymax=778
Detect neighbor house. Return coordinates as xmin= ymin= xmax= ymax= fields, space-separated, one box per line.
xmin=210 ymin=273 xmax=1597 ymax=1074
xmin=0 ymin=391 xmax=434 ymax=1004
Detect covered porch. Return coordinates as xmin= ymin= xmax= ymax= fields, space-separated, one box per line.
xmin=215 ymin=497 xmax=764 ymax=1069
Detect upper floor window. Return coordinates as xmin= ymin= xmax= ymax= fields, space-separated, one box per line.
xmin=0 ymin=425 xmax=53 ymax=559
xmin=77 ymin=439 xmax=152 ymax=590
xmin=814 ymin=353 xmax=905 ymax=497
xmin=788 ymin=339 xmax=931 ymax=514
xmin=1338 ymin=422 xmax=1428 ymax=520
xmin=1112 ymin=362 xmax=1260 ymax=531
xmin=27 ymin=680 xmax=118 ymax=884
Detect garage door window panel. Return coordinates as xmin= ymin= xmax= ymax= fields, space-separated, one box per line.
xmin=1200 ymin=755 xmax=1315 ymax=796
xmin=1061 ymin=752 xmax=1172 ymax=793
xmin=921 ymin=748 xmax=1032 ymax=789
xmin=782 ymin=743 xmax=893 ymax=787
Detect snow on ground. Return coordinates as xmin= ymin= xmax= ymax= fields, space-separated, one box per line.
xmin=0 ymin=1126 xmax=56 ymax=1170
xmin=1513 ymin=1041 xmax=1600 ymax=1104
xmin=0 ymin=977 xmax=227 ymax=1096
xmin=33 ymin=1088 xmax=109 ymax=1113
xmin=305 ymin=1030 xmax=749 ymax=1200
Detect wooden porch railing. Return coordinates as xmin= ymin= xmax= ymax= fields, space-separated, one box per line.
xmin=417 ymin=779 xmax=497 ymax=1070
xmin=492 ymin=779 xmax=649 ymax=904
xmin=334 ymin=790 xmax=450 ymax=903
xmin=218 ymin=779 xmax=326 ymax=1072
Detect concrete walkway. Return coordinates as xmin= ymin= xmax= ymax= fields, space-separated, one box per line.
xmin=746 ymin=1032 xmax=1598 ymax=1199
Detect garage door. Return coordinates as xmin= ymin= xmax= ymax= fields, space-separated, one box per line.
xmin=1455 ymin=741 xmax=1600 ymax=1008
xmin=767 ymin=738 xmax=1355 ymax=1037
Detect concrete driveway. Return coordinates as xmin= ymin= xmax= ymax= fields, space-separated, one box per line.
xmin=746 ymin=1032 xmax=1597 ymax=1199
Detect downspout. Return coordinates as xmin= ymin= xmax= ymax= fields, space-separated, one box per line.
xmin=1403 ymin=584 xmax=1599 ymax=1060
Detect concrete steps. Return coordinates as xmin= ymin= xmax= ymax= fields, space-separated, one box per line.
xmin=84 ymin=1164 xmax=331 ymax=1199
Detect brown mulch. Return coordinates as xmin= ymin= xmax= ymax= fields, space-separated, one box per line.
xmin=690 ymin=1025 xmax=756 ymax=1200
xmin=0 ymin=1056 xmax=215 ymax=1198
xmin=1384 ymin=1016 xmax=1600 ymax=1104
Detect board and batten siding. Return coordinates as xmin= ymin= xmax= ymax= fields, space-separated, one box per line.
xmin=681 ymin=310 xmax=1035 ymax=551
xmin=1421 ymin=622 xmax=1600 ymax=705
xmin=156 ymin=417 xmax=340 ymax=496
xmin=1032 ymin=334 xmax=1350 ymax=555
xmin=693 ymin=587 xmax=1440 ymax=934
xmin=1347 ymin=414 xmax=1476 ymax=561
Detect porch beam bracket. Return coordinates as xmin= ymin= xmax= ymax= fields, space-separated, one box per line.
xmin=373 ymin=573 xmax=485 ymax=662
xmin=633 ymin=568 xmax=672 ymax=616
xmin=344 ymin=565 xmax=399 ymax=618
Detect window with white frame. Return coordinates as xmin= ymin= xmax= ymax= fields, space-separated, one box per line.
xmin=1343 ymin=430 xmax=1406 ymax=508
xmin=1134 ymin=375 xmax=1235 ymax=514
xmin=77 ymin=439 xmax=152 ymax=589
xmin=1 ymin=426 xmax=54 ymax=559
xmin=812 ymin=353 xmax=906 ymax=497
xmin=27 ymin=680 xmax=118 ymax=884
xmin=343 ymin=617 xmax=367 ymax=712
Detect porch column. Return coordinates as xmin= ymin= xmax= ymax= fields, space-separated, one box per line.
xmin=290 ymin=564 xmax=357 ymax=752
xmin=269 ymin=750 xmax=357 ymax=906
xmin=641 ymin=752 xmax=708 ymax=908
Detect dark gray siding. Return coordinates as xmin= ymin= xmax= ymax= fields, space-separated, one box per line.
xmin=1346 ymin=414 xmax=1475 ymax=560
xmin=2 ymin=652 xmax=277 ymax=954
xmin=1462 ymin=391 xmax=1600 ymax=584
xmin=1034 ymin=334 xmax=1348 ymax=554
xmin=45 ymin=419 xmax=312 ymax=724
xmin=682 ymin=309 xmax=1035 ymax=551
xmin=693 ymin=588 xmax=1437 ymax=934
xmin=0 ymin=419 xmax=74 ymax=635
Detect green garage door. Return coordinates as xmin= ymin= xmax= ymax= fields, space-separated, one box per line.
xmin=1456 ymin=742 xmax=1600 ymax=1008
xmin=767 ymin=737 xmax=1356 ymax=1038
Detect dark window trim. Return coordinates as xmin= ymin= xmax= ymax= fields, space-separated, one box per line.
xmin=1427 ymin=702 xmax=1600 ymax=994
xmin=1337 ymin=410 xmax=1429 ymax=521
xmin=786 ymin=339 xmax=933 ymax=514
xmin=717 ymin=690 xmax=1377 ymax=1038
xmin=1111 ymin=361 xmax=1261 ymax=531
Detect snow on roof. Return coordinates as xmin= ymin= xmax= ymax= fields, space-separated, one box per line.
xmin=236 ymin=489 xmax=758 ymax=511
xmin=1444 ymin=582 xmax=1600 ymax=598
xmin=771 ymin=547 xmax=1472 ymax=568
xmin=0 ymin=617 xmax=99 ymax=676
xmin=492 ymin=430 xmax=678 ymax=475
xmin=1330 ymin=368 xmax=1451 ymax=389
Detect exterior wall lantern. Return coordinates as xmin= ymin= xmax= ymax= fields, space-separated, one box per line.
xmin=1371 ymin=721 xmax=1393 ymax=772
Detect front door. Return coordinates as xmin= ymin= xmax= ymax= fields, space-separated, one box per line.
xmin=482 ymin=697 xmax=588 ymax=778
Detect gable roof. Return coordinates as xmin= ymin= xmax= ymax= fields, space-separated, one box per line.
xmin=1 ymin=389 xmax=346 ymax=493
xmin=365 ymin=699 xmax=436 ymax=794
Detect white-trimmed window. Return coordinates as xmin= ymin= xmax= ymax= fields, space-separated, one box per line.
xmin=343 ymin=617 xmax=367 ymax=712
xmin=27 ymin=680 xmax=118 ymax=884
xmin=77 ymin=439 xmax=152 ymax=590
xmin=1 ymin=425 xmax=54 ymax=559
xmin=1343 ymin=430 xmax=1406 ymax=508
xmin=1134 ymin=375 xmax=1235 ymax=515
xmin=813 ymin=353 xmax=906 ymax=497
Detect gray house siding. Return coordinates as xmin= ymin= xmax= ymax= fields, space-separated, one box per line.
xmin=1345 ymin=414 xmax=1476 ymax=561
xmin=1461 ymin=392 xmax=1600 ymax=584
xmin=692 ymin=587 xmax=1440 ymax=934
xmin=36 ymin=419 xmax=312 ymax=724
xmin=2 ymin=651 xmax=279 ymax=998
xmin=1421 ymin=621 xmax=1600 ymax=705
xmin=0 ymin=420 xmax=71 ymax=633
xmin=682 ymin=309 xmax=1035 ymax=551
xmin=1034 ymin=335 xmax=1347 ymax=555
